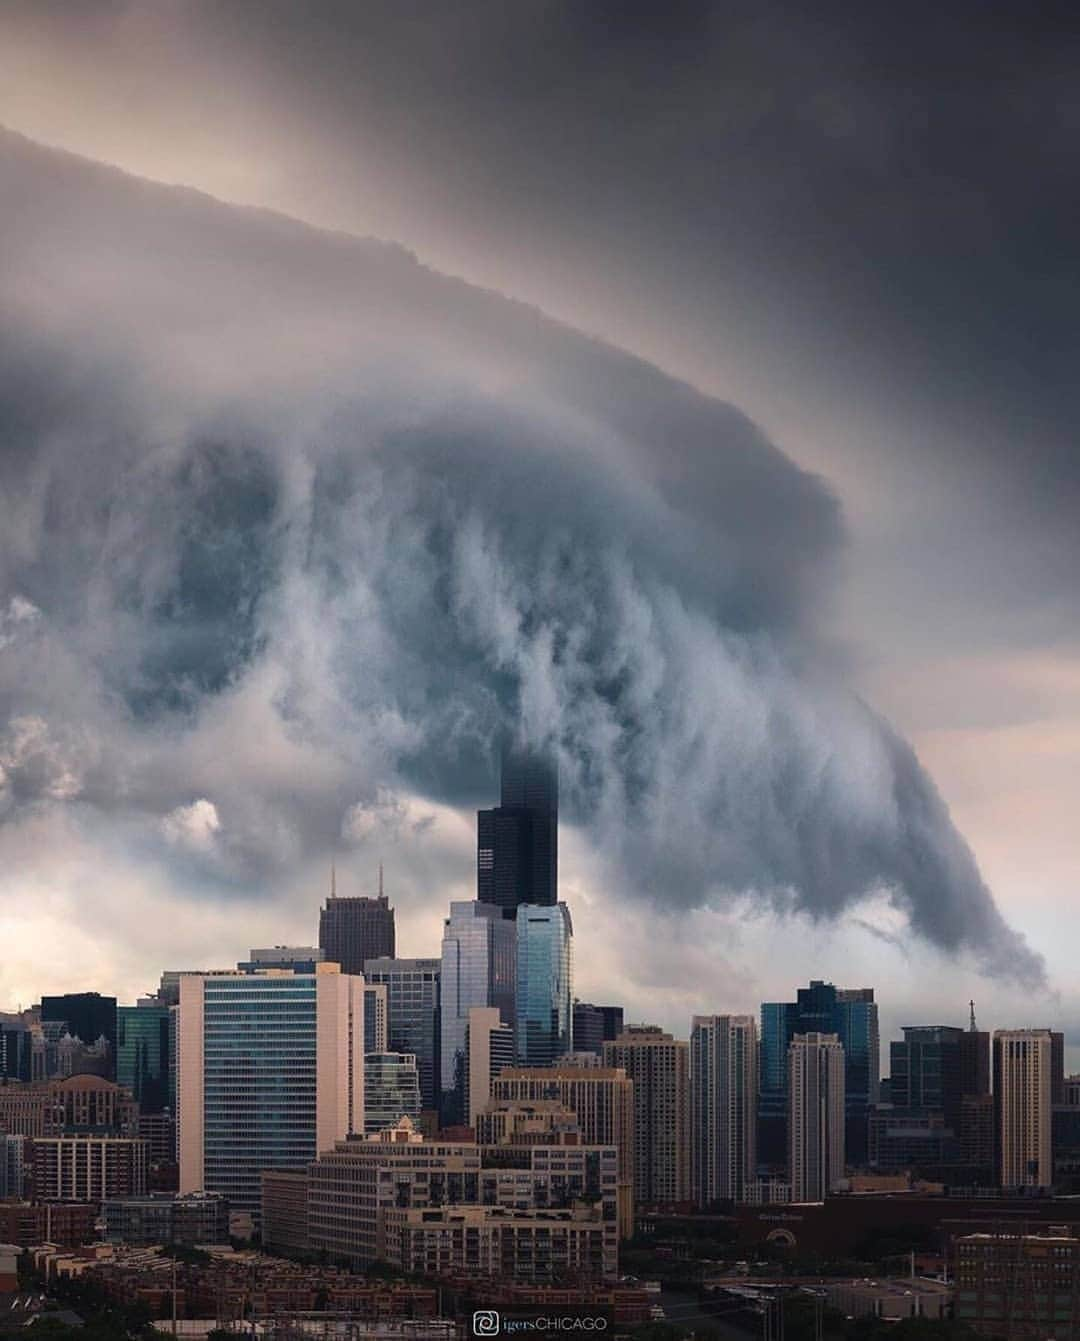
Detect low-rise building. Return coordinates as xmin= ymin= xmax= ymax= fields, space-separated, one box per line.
xmin=955 ymin=1230 xmax=1080 ymax=1339
xmin=102 ymin=1193 xmax=229 ymax=1246
xmin=824 ymin=1278 xmax=952 ymax=1320
xmin=382 ymin=1203 xmax=614 ymax=1281
xmin=32 ymin=1133 xmax=148 ymax=1201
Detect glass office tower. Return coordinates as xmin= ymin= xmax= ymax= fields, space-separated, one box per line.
xmin=117 ymin=1003 xmax=170 ymax=1112
xmin=759 ymin=981 xmax=879 ymax=1168
xmin=515 ymin=903 xmax=573 ymax=1067
xmin=363 ymin=958 xmax=441 ymax=1113
xmin=439 ymin=902 xmax=516 ymax=1123
xmin=364 ymin=1052 xmax=422 ymax=1134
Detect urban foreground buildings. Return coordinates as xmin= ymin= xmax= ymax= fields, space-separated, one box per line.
xmin=788 ymin=1031 xmax=846 ymax=1201
xmin=690 ymin=1014 xmax=758 ymax=1206
xmin=363 ymin=956 xmax=441 ymax=1113
xmin=177 ymin=962 xmax=365 ymax=1222
xmin=491 ymin=1064 xmax=636 ymax=1237
xmin=603 ymin=1025 xmax=690 ymax=1206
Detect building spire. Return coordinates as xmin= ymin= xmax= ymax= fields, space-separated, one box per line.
xmin=969 ymin=999 xmax=977 ymax=1032
xmin=378 ymin=861 xmax=384 ymax=899
xmin=330 ymin=862 xmax=337 ymax=899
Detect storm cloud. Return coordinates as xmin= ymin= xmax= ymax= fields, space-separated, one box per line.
xmin=0 ymin=127 xmax=1043 ymax=983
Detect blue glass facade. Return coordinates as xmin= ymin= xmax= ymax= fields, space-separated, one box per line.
xmin=117 ymin=1004 xmax=171 ymax=1113
xmin=363 ymin=957 xmax=441 ymax=1113
xmin=202 ymin=976 xmax=319 ymax=1218
xmin=759 ymin=981 xmax=879 ymax=1169
xmin=515 ymin=903 xmax=573 ymax=1067
xmin=439 ymin=903 xmax=516 ymax=1123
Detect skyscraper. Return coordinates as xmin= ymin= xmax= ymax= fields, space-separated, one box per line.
xmin=363 ymin=958 xmax=441 ymax=1114
xmin=439 ymin=902 xmax=516 ymax=1123
xmin=477 ymin=745 xmax=558 ymax=919
xmin=318 ymin=868 xmax=395 ymax=975
xmin=690 ymin=1015 xmax=757 ymax=1206
xmin=177 ymin=963 xmax=365 ymax=1222
xmin=604 ymin=1025 xmax=690 ymax=1207
xmin=117 ymin=1002 xmax=170 ymax=1113
xmin=759 ymin=981 xmax=878 ymax=1166
xmin=788 ymin=1032 xmax=845 ymax=1202
xmin=994 ymin=1029 xmax=1054 ymax=1189
xmin=515 ymin=903 xmax=573 ymax=1066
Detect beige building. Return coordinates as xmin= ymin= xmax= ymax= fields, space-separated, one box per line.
xmin=491 ymin=1065 xmax=636 ymax=1235
xmin=788 ymin=1031 xmax=845 ymax=1202
xmin=690 ymin=1014 xmax=758 ymax=1206
xmin=31 ymin=1134 xmax=147 ymax=1201
xmin=994 ymin=1029 xmax=1054 ymax=1188
xmin=465 ymin=1006 xmax=514 ymax=1126
xmin=292 ymin=1116 xmax=619 ymax=1273
xmin=602 ymin=1027 xmax=690 ymax=1208
xmin=381 ymin=1203 xmax=614 ymax=1281
xmin=177 ymin=963 xmax=365 ymax=1223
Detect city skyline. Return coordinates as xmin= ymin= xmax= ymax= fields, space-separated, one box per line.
xmin=1 ymin=6 xmax=1077 ymax=1066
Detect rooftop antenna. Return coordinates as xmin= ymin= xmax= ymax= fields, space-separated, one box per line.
xmin=378 ymin=861 xmax=384 ymax=899
xmin=330 ymin=862 xmax=337 ymax=899
xmin=969 ymin=999 xmax=977 ymax=1032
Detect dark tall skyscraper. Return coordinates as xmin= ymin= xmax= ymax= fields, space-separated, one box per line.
xmin=573 ymin=1002 xmax=625 ymax=1057
xmin=477 ymin=744 xmax=558 ymax=919
xmin=318 ymin=867 xmax=396 ymax=975
xmin=117 ymin=1002 xmax=171 ymax=1113
xmin=40 ymin=993 xmax=118 ymax=1078
xmin=759 ymin=980 xmax=879 ymax=1168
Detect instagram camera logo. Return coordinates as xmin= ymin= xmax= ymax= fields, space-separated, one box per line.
xmin=473 ymin=1312 xmax=501 ymax=1336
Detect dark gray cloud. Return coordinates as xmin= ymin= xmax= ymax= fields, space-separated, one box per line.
xmin=0 ymin=128 xmax=1043 ymax=982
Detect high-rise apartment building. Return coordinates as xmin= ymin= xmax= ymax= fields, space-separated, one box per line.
xmin=465 ymin=1006 xmax=515 ymax=1126
xmin=690 ymin=1014 xmax=758 ymax=1206
xmin=760 ymin=981 xmax=878 ymax=1166
xmin=177 ymin=964 xmax=365 ymax=1221
xmin=788 ymin=1032 xmax=845 ymax=1202
xmin=994 ymin=1029 xmax=1054 ymax=1189
xmin=117 ymin=1002 xmax=170 ymax=1113
xmin=477 ymin=746 xmax=558 ymax=919
xmin=491 ymin=1064 xmax=636 ymax=1237
xmin=515 ymin=903 xmax=573 ymax=1066
xmin=364 ymin=1052 xmax=422 ymax=1134
xmin=318 ymin=870 xmax=396 ymax=975
xmin=604 ymin=1026 xmax=690 ymax=1207
xmin=439 ymin=902 xmax=516 ymax=1123
xmin=363 ymin=958 xmax=441 ymax=1113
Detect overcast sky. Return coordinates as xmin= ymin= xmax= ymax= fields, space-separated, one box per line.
xmin=0 ymin=1 xmax=1077 ymax=1061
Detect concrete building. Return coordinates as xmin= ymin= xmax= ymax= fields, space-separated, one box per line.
xmin=299 ymin=1116 xmax=618 ymax=1272
xmin=260 ymin=1169 xmax=310 ymax=1257
xmin=788 ymin=1032 xmax=845 ymax=1201
xmin=362 ymin=958 xmax=441 ymax=1114
xmin=0 ymin=1074 xmax=139 ymax=1138
xmin=177 ymin=964 xmax=364 ymax=1222
xmin=439 ymin=902 xmax=516 ymax=1124
xmin=492 ymin=1065 xmax=636 ymax=1237
xmin=603 ymin=1026 xmax=689 ymax=1207
xmin=32 ymin=1134 xmax=148 ymax=1201
xmin=994 ymin=1029 xmax=1054 ymax=1189
xmin=382 ymin=1203 xmax=612 ymax=1281
xmin=824 ymin=1278 xmax=951 ymax=1320
xmin=465 ymin=1006 xmax=514 ymax=1126
xmin=690 ymin=1014 xmax=757 ymax=1206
